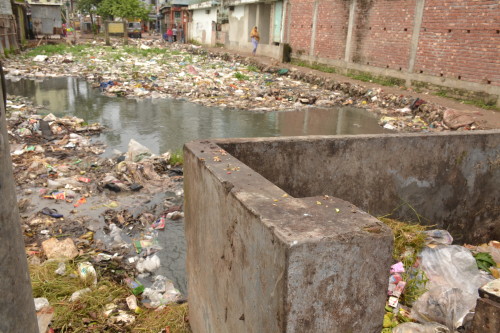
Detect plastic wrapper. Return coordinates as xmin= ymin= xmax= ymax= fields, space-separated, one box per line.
xmin=420 ymin=245 xmax=485 ymax=297
xmin=411 ymin=286 xmax=476 ymax=330
xmin=142 ymin=275 xmax=181 ymax=308
xmin=393 ymin=322 xmax=450 ymax=333
xmin=424 ymin=230 xmax=453 ymax=247
xmin=127 ymin=139 xmax=152 ymax=162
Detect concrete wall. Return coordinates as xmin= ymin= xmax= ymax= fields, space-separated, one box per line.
xmin=184 ymin=139 xmax=393 ymax=332
xmin=220 ymin=131 xmax=500 ymax=244
xmin=226 ymin=3 xmax=281 ymax=58
xmin=190 ymin=9 xmax=217 ymax=45
xmin=31 ymin=5 xmax=62 ymax=35
xmin=285 ymin=0 xmax=500 ymax=106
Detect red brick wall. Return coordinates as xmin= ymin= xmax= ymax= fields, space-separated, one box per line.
xmin=415 ymin=0 xmax=500 ymax=86
xmin=286 ymin=0 xmax=499 ymax=87
xmin=288 ymin=0 xmax=315 ymax=54
xmin=314 ymin=0 xmax=350 ymax=60
xmin=351 ymin=0 xmax=416 ymax=70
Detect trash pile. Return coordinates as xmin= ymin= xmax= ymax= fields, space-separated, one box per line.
xmin=380 ymin=218 xmax=499 ymax=332
xmin=3 ymin=40 xmax=478 ymax=132
xmin=6 ymin=96 xmax=189 ymax=332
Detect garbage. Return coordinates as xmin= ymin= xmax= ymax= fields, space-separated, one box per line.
xmin=151 ymin=216 xmax=166 ymax=230
xmin=420 ymin=245 xmax=487 ymax=297
xmin=127 ymin=139 xmax=152 ymax=162
xmin=136 ymin=254 xmax=161 ymax=273
xmin=126 ymin=294 xmax=141 ymax=313
xmin=77 ymin=261 xmax=98 ymax=285
xmin=34 ymin=297 xmax=50 ymax=311
xmin=124 ymin=277 xmax=145 ymax=295
xmin=142 ymin=275 xmax=181 ymax=308
xmin=42 ymin=238 xmax=79 ymax=259
xmin=411 ymin=286 xmax=477 ymax=330
xmin=55 ymin=262 xmax=66 ymax=275
xmin=424 ymin=230 xmax=453 ymax=247
xmin=41 ymin=207 xmax=63 ymax=218
xmin=69 ymin=288 xmax=91 ymax=302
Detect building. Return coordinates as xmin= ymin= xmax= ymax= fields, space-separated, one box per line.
xmin=26 ymin=0 xmax=63 ymax=36
xmin=188 ymin=0 xmax=284 ymax=57
xmin=160 ymin=0 xmax=190 ymax=37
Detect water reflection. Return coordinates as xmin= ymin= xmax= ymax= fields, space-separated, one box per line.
xmin=7 ymin=77 xmax=387 ymax=154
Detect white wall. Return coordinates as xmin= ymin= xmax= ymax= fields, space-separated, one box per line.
xmin=189 ymin=9 xmax=217 ymax=45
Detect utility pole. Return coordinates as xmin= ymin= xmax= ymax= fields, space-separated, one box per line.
xmin=0 ymin=64 xmax=39 ymax=332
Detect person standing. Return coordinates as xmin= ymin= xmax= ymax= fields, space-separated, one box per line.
xmin=172 ymin=25 xmax=178 ymax=42
xmin=250 ymin=26 xmax=260 ymax=56
xmin=167 ymin=26 xmax=173 ymax=43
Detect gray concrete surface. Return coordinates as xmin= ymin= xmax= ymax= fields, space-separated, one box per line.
xmin=184 ymin=138 xmax=394 ymax=332
xmin=0 ymin=67 xmax=38 ymax=332
xmin=221 ymin=131 xmax=500 ymax=244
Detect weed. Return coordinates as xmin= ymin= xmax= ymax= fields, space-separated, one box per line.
xmin=30 ymin=259 xmax=190 ymax=332
xmin=346 ymin=71 xmax=404 ymax=87
xmin=291 ymin=60 xmax=336 ymax=73
xmin=234 ymin=72 xmax=249 ymax=81
xmin=246 ymin=65 xmax=260 ymax=72
xmin=433 ymin=90 xmax=499 ymax=111
xmin=188 ymin=39 xmax=201 ymax=46
xmin=169 ymin=149 xmax=184 ymax=166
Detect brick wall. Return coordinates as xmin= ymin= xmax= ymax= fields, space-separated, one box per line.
xmin=314 ymin=0 xmax=350 ymax=60
xmin=351 ymin=0 xmax=416 ymax=71
xmin=415 ymin=0 xmax=500 ymax=86
xmin=287 ymin=0 xmax=500 ymax=87
xmin=288 ymin=0 xmax=315 ymax=54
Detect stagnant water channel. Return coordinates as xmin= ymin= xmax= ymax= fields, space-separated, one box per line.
xmin=7 ymin=77 xmax=388 ymax=296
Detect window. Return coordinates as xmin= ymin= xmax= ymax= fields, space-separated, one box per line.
xmin=174 ymin=12 xmax=181 ymax=18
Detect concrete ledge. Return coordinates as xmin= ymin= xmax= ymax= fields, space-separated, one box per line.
xmin=184 ymin=138 xmax=393 ymax=332
xmin=184 ymin=131 xmax=500 ymax=332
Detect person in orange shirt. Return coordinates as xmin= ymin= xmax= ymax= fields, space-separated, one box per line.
xmin=250 ymin=26 xmax=260 ymax=56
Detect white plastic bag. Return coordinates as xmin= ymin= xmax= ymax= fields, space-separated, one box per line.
xmin=420 ymin=245 xmax=484 ymax=297
xmin=126 ymin=139 xmax=152 ymax=162
xmin=411 ymin=286 xmax=476 ymax=330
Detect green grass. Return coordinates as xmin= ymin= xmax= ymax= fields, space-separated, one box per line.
xmin=434 ymin=90 xmax=500 ymax=111
xmin=291 ymin=60 xmax=337 ymax=73
xmin=30 ymin=259 xmax=190 ymax=332
xmin=246 ymin=65 xmax=260 ymax=72
xmin=234 ymin=72 xmax=249 ymax=81
xmin=169 ymin=149 xmax=184 ymax=166
xmin=346 ymin=71 xmax=404 ymax=87
xmin=23 ymin=44 xmax=92 ymax=59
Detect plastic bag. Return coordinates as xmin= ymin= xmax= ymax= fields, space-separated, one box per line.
xmin=420 ymin=245 xmax=484 ymax=297
xmin=136 ymin=254 xmax=161 ymax=273
xmin=411 ymin=286 xmax=476 ymax=330
xmin=142 ymin=275 xmax=180 ymax=308
xmin=126 ymin=139 xmax=152 ymax=162
xmin=424 ymin=230 xmax=453 ymax=247
xmin=393 ymin=322 xmax=450 ymax=333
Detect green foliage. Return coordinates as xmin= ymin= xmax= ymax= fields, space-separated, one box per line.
xmin=98 ymin=0 xmax=151 ymax=21
xmin=291 ymin=60 xmax=337 ymax=73
xmin=474 ymin=252 xmax=495 ymax=273
xmin=346 ymin=71 xmax=404 ymax=87
xmin=246 ymin=65 xmax=260 ymax=72
xmin=169 ymin=149 xmax=184 ymax=166
xmin=234 ymin=72 xmax=249 ymax=81
xmin=24 ymin=44 xmax=91 ymax=58
xmin=434 ymin=90 xmax=500 ymax=111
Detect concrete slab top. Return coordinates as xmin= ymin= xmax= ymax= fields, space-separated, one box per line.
xmin=185 ymin=138 xmax=392 ymax=246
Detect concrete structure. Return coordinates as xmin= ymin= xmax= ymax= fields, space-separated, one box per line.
xmin=188 ymin=1 xmax=217 ymax=45
xmin=184 ymin=131 xmax=500 ymax=332
xmin=0 ymin=64 xmax=39 ymax=332
xmin=0 ymin=0 xmax=20 ymax=56
xmin=27 ymin=0 xmax=63 ymax=35
xmin=470 ymin=279 xmax=500 ymax=333
xmin=188 ymin=0 xmax=284 ymax=55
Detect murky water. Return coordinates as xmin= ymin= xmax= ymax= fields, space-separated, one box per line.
xmin=7 ymin=77 xmax=387 ymax=156
xmin=7 ymin=77 xmax=387 ymax=296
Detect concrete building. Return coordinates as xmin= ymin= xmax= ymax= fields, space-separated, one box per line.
xmin=160 ymin=0 xmax=190 ymax=34
xmin=26 ymin=0 xmax=63 ymax=36
xmin=188 ymin=0 xmax=285 ymax=57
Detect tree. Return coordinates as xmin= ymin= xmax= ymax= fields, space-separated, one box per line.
xmin=76 ymin=0 xmax=103 ymax=34
xmin=97 ymin=0 xmax=150 ymax=21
